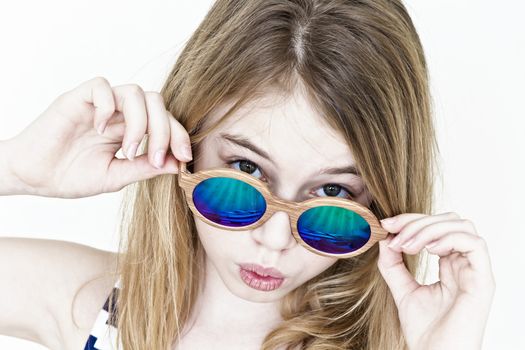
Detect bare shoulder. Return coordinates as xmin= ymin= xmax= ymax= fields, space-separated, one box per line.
xmin=53 ymin=241 xmax=120 ymax=350
xmin=0 ymin=237 xmax=120 ymax=350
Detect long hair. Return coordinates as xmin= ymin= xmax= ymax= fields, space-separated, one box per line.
xmin=89 ymin=1 xmax=440 ymax=349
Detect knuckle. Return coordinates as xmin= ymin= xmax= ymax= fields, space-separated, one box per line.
xmin=145 ymin=91 xmax=164 ymax=103
xmin=126 ymin=84 xmax=145 ymax=97
xmin=91 ymin=76 xmax=110 ymax=88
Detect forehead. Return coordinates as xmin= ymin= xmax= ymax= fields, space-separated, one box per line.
xmin=202 ymin=89 xmax=355 ymax=168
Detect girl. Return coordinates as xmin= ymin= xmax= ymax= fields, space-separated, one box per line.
xmin=0 ymin=0 xmax=495 ymax=349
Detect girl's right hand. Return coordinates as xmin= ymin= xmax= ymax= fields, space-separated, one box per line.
xmin=3 ymin=76 xmax=192 ymax=198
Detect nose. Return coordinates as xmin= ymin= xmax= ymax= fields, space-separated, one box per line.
xmin=250 ymin=210 xmax=296 ymax=253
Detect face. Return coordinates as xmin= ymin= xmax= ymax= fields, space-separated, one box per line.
xmin=191 ymin=87 xmax=370 ymax=303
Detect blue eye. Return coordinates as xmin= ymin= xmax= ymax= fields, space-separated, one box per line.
xmin=226 ymin=158 xmax=356 ymax=200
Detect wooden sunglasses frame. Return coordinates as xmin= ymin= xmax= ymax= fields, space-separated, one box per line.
xmin=177 ymin=161 xmax=388 ymax=259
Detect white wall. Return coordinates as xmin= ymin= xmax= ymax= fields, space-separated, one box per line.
xmin=0 ymin=1 xmax=523 ymax=349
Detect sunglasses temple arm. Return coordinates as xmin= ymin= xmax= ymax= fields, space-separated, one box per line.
xmin=179 ymin=161 xmax=186 ymax=173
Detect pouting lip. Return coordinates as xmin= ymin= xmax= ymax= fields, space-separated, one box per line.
xmin=238 ymin=263 xmax=286 ymax=279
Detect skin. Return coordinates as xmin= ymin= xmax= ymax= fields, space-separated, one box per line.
xmin=179 ymin=88 xmax=371 ymax=346
xmin=378 ymin=213 xmax=496 ymax=349
xmin=1 ymin=77 xmax=495 ymax=349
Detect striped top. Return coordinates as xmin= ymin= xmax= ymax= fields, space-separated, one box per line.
xmin=83 ymin=277 xmax=122 ymax=350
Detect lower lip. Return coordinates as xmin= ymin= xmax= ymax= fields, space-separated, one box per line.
xmin=239 ymin=267 xmax=285 ymax=291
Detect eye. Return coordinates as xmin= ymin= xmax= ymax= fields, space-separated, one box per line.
xmin=226 ymin=158 xmax=356 ymax=200
xmin=312 ymin=184 xmax=355 ymax=200
xmin=227 ymin=158 xmax=266 ymax=180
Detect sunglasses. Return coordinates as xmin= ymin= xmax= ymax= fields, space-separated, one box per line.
xmin=177 ymin=161 xmax=388 ymax=258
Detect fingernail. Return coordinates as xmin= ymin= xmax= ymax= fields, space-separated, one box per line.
xmin=381 ymin=217 xmax=397 ymax=225
xmin=127 ymin=142 xmax=139 ymax=161
xmin=154 ymin=150 xmax=166 ymax=169
xmin=97 ymin=121 xmax=107 ymax=135
xmin=181 ymin=145 xmax=192 ymax=161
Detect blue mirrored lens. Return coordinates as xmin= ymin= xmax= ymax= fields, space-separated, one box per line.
xmin=297 ymin=206 xmax=371 ymax=254
xmin=192 ymin=177 xmax=266 ymax=227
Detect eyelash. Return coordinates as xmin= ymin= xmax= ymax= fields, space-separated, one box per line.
xmin=225 ymin=158 xmax=357 ymax=200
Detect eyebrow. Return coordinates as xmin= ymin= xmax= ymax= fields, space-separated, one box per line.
xmin=218 ymin=132 xmax=361 ymax=177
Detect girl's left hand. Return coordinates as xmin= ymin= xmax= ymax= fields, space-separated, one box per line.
xmin=377 ymin=212 xmax=496 ymax=350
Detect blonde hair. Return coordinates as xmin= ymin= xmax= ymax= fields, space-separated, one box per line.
xmin=84 ymin=0 xmax=440 ymax=349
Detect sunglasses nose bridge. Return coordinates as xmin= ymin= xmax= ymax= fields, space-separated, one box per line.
xmin=270 ymin=196 xmax=301 ymax=212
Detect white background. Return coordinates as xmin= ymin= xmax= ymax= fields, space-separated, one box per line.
xmin=0 ymin=1 xmax=523 ymax=349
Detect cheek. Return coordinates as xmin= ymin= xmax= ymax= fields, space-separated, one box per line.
xmin=194 ymin=216 xmax=338 ymax=284
xmin=194 ymin=216 xmax=248 ymax=257
xmin=293 ymin=251 xmax=338 ymax=282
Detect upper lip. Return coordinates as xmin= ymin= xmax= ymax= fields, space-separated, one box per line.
xmin=238 ymin=263 xmax=285 ymax=278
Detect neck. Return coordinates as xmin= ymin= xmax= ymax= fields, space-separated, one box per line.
xmin=183 ymin=256 xmax=284 ymax=337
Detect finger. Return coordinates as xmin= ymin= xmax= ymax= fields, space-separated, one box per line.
xmin=143 ymin=92 xmax=170 ymax=169
xmin=392 ymin=219 xmax=478 ymax=255
xmin=97 ymin=112 xmax=126 ymax=140
xmin=437 ymin=252 xmax=471 ymax=296
xmin=104 ymin=152 xmax=180 ymax=191
xmin=425 ymin=232 xmax=492 ymax=277
xmin=377 ymin=233 xmax=420 ymax=307
xmin=167 ymin=112 xmax=193 ymax=162
xmin=437 ymin=254 xmax=459 ymax=297
xmin=112 ymin=84 xmax=149 ymax=160
xmin=383 ymin=212 xmax=461 ymax=248
xmin=62 ymin=77 xmax=116 ymax=134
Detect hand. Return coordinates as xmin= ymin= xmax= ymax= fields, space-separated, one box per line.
xmin=377 ymin=212 xmax=496 ymax=350
xmin=3 ymin=76 xmax=192 ymax=198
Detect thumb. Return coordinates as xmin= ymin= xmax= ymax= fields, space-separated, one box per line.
xmin=377 ymin=234 xmax=420 ymax=307
xmin=105 ymin=153 xmax=180 ymax=190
